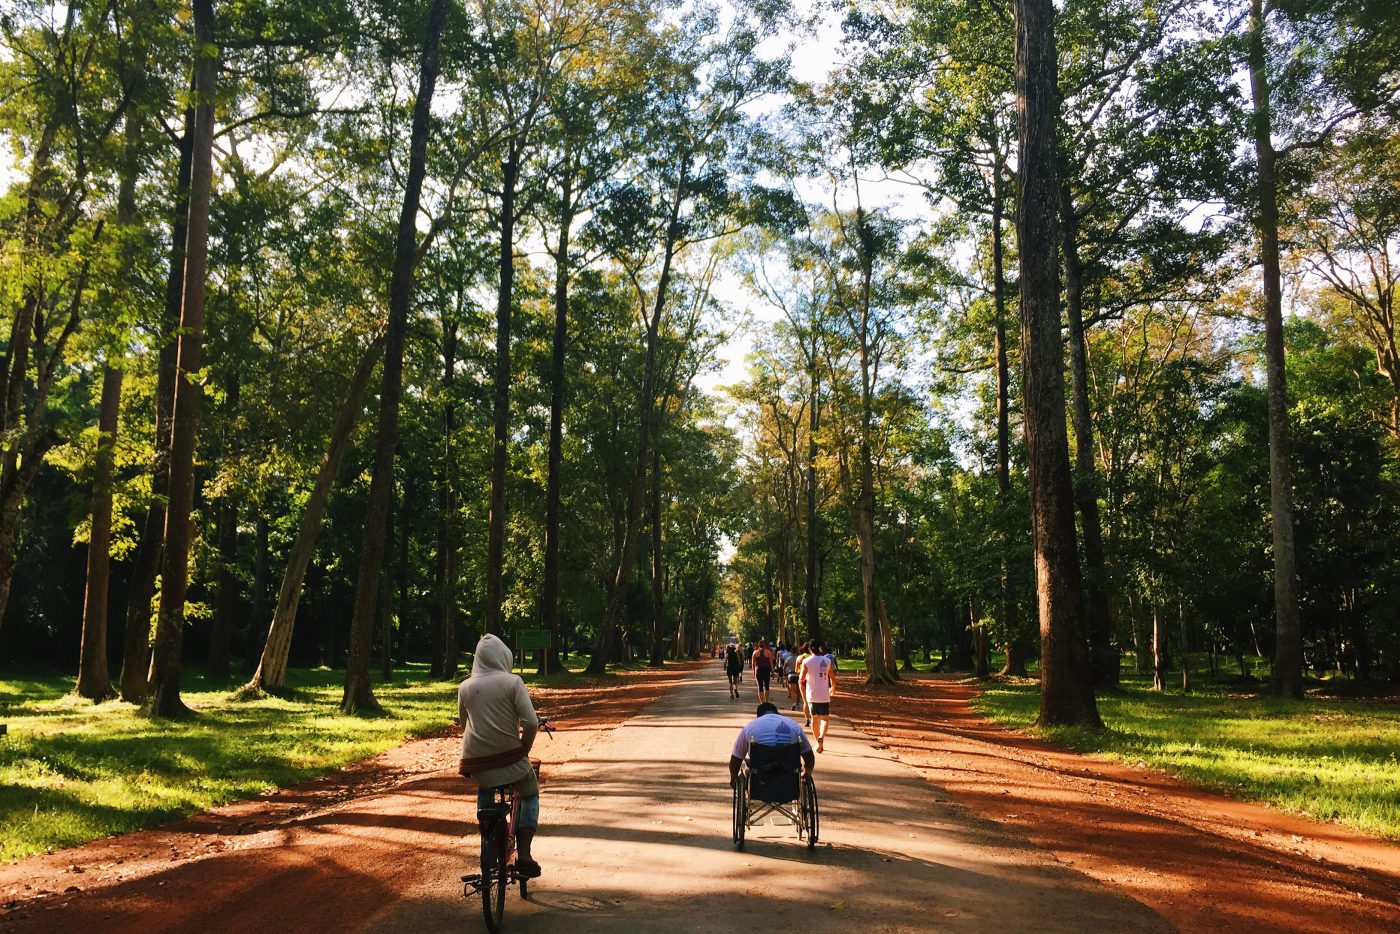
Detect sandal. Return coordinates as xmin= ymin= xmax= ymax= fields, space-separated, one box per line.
xmin=516 ymin=858 xmax=542 ymax=879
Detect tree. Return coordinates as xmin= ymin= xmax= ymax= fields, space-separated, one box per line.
xmin=147 ymin=0 xmax=218 ymax=718
xmin=0 ymin=0 xmax=137 ymax=637
xmin=585 ymin=9 xmax=785 ymax=673
xmin=1013 ymin=0 xmax=1101 ymax=727
xmin=1294 ymin=130 xmax=1400 ymax=440
xmin=241 ymin=336 xmax=382 ymax=695
xmin=340 ymin=0 xmax=449 ymax=715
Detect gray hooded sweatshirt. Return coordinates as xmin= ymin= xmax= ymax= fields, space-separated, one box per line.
xmin=458 ymin=633 xmax=539 ymax=788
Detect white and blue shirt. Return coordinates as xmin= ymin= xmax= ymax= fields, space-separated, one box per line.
xmin=730 ymin=712 xmax=813 ymax=759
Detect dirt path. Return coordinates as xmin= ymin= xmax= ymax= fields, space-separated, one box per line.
xmin=0 ymin=662 xmax=704 ymax=928
xmin=841 ymin=674 xmax=1400 ymax=934
xmin=369 ymin=669 xmax=1167 ymax=932
xmin=6 ymin=665 xmax=1396 ymax=932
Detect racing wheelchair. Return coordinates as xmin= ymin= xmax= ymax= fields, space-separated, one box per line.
xmin=731 ymin=740 xmax=819 ymax=851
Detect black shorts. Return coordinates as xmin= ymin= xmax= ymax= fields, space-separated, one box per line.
xmin=756 ymin=668 xmax=771 ymax=691
xmin=787 ymin=673 xmax=799 ymax=685
xmin=809 ymin=701 xmax=830 ymax=716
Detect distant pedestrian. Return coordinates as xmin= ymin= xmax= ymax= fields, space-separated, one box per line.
xmin=724 ymin=644 xmax=743 ymax=699
xmin=751 ymin=639 xmax=776 ymax=704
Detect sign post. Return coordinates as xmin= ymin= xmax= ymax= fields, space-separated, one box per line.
xmin=517 ymin=629 xmax=552 ymax=676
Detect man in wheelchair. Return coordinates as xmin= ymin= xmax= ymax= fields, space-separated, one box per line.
xmin=729 ymin=702 xmax=815 ymax=794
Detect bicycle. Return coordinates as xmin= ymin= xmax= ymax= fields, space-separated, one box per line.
xmin=461 ymin=716 xmax=554 ymax=932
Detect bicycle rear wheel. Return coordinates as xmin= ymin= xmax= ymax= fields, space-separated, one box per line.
xmin=802 ymin=775 xmax=819 ymax=849
xmin=481 ymin=821 xmax=508 ymax=932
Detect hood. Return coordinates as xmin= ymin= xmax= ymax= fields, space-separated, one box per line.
xmin=471 ymin=633 xmax=513 ymax=677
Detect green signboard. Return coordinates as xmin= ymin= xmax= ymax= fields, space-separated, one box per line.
xmin=517 ymin=629 xmax=551 ymax=651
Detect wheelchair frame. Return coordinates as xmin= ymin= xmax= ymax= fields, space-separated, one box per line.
xmin=731 ymin=749 xmax=819 ymax=851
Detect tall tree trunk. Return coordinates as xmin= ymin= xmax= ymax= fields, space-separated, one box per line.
xmin=853 ymin=208 xmax=897 ymax=685
xmin=1247 ymin=0 xmax=1303 ymax=700
xmin=340 ymin=0 xmax=446 ymax=714
xmin=586 ymin=170 xmax=687 ymax=676
xmin=241 ymin=337 xmax=380 ymax=695
xmin=776 ymin=537 xmax=793 ymax=647
xmin=1152 ymin=603 xmax=1166 ymax=691
xmin=76 ymin=366 xmax=123 ymax=701
xmin=541 ymin=181 xmax=574 ymax=674
xmin=381 ymin=496 xmax=395 ymax=682
xmin=208 ymin=372 xmax=240 ymax=680
xmin=398 ymin=475 xmax=411 ymax=677
xmin=804 ymin=359 xmax=821 ymax=642
xmin=82 ymin=100 xmax=140 ymax=702
xmin=973 ymin=598 xmax=990 ymax=679
xmin=762 ymin=552 xmax=775 ymax=641
xmin=148 ymin=0 xmax=218 ymax=718
xmin=121 ymin=106 xmax=194 ymax=703
xmin=208 ymin=498 xmax=237 ymax=679
xmin=1179 ymin=598 xmax=1190 ymax=694
xmin=250 ymin=513 xmax=268 ymax=645
xmin=993 ymin=162 xmax=1027 ymax=678
xmin=1125 ymin=594 xmax=1145 ymax=673
xmin=434 ymin=315 xmax=457 ymax=678
xmin=1060 ymin=182 xmax=1117 ymax=689
xmin=649 ymin=445 xmax=666 ymax=666
xmin=483 ymin=150 xmax=522 ymax=637
xmin=1013 ymin=0 xmax=1100 ymax=727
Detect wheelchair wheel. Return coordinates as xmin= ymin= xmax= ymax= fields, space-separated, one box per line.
xmin=801 ymin=775 xmax=819 ymax=850
xmin=732 ymin=777 xmax=747 ymax=851
xmin=481 ymin=820 xmax=508 ymax=932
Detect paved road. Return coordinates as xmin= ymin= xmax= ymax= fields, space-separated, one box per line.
xmin=372 ymin=669 xmax=1169 ymax=933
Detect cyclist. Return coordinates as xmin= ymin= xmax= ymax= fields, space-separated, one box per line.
xmin=724 ymin=644 xmax=743 ymax=698
xmin=458 ymin=633 xmax=543 ymax=879
xmin=799 ymin=639 xmax=836 ymax=753
xmin=751 ymin=639 xmax=776 ymax=704
xmin=728 ymin=702 xmax=815 ymax=789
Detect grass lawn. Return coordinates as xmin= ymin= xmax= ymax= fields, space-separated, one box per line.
xmin=835 ymin=651 xmax=942 ymax=674
xmin=0 ymin=664 xmax=459 ymax=863
xmin=973 ymin=668 xmax=1400 ymax=840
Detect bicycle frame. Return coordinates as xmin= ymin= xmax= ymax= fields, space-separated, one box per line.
xmin=460 ymin=716 xmax=552 ymax=918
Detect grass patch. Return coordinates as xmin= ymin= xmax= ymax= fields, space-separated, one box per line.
xmin=972 ymin=671 xmax=1400 ymax=840
xmin=834 ymin=651 xmax=943 ymax=674
xmin=0 ymin=664 xmax=457 ymax=862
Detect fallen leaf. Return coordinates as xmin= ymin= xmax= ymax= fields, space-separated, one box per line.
xmin=829 ymin=901 xmax=846 ymax=910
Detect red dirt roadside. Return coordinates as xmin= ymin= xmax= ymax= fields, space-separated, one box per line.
xmin=0 ymin=661 xmax=707 ymax=929
xmin=840 ymin=673 xmax=1400 ymax=934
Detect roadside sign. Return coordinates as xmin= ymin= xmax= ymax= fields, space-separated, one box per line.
xmin=517 ymin=629 xmax=551 ymax=650
xmin=516 ymin=629 xmax=552 ymax=676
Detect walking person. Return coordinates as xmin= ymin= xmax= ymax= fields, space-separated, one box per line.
xmin=793 ymin=642 xmax=813 ymax=724
xmin=725 ymin=644 xmax=743 ymax=698
xmin=785 ymin=644 xmax=803 ymax=711
xmin=751 ymin=639 xmax=776 ymax=704
xmin=800 ymin=640 xmax=836 ymax=753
